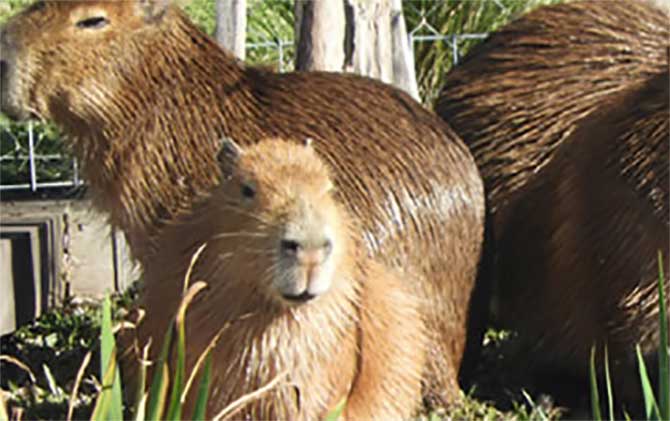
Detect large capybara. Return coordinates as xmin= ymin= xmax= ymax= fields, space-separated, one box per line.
xmin=138 ymin=137 xmax=427 ymax=419
xmin=0 ymin=0 xmax=485 ymax=408
xmin=437 ymin=0 xmax=668 ymax=207
xmin=435 ymin=0 xmax=669 ymax=410
xmin=498 ymin=69 xmax=669 ymax=408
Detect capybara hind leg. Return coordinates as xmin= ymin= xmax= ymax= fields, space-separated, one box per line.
xmin=424 ymin=344 xmax=460 ymax=408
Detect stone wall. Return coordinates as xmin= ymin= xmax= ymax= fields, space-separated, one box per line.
xmin=0 ymin=198 xmax=139 ymax=335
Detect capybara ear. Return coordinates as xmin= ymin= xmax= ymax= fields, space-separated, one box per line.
xmin=217 ymin=136 xmax=244 ymax=176
xmin=136 ymin=0 xmax=171 ymax=22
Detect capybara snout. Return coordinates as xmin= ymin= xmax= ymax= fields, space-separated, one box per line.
xmin=217 ymin=138 xmax=347 ymax=306
xmin=1 ymin=0 xmax=486 ymax=412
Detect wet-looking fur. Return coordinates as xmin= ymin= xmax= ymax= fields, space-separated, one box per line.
xmin=137 ymin=137 xmax=426 ymax=419
xmin=436 ymin=0 xmax=669 ymax=410
xmin=0 ymin=0 xmax=485 ymax=407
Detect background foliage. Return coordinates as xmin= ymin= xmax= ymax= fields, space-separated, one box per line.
xmin=0 ymin=0 xmax=559 ymax=189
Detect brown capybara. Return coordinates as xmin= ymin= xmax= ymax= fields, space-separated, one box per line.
xmin=436 ymin=0 xmax=668 ymax=207
xmin=436 ymin=0 xmax=669 ymax=409
xmin=497 ymin=70 xmax=669 ymax=408
xmin=0 ymin=0 xmax=486 ymax=407
xmin=136 ymin=137 xmax=427 ymax=419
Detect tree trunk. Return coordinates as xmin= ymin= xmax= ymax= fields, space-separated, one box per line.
xmin=294 ymin=0 xmax=419 ymax=101
xmin=389 ymin=0 xmax=419 ymax=100
xmin=295 ymin=0 xmax=346 ymax=71
xmin=344 ymin=0 xmax=393 ymax=84
xmin=215 ymin=0 xmax=247 ymax=60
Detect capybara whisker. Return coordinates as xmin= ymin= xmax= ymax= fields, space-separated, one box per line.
xmin=437 ymin=0 xmax=668 ymax=412
xmin=137 ymin=138 xmax=428 ymax=419
xmin=211 ymin=231 xmax=269 ymax=240
xmin=218 ymin=204 xmax=272 ymax=225
xmin=0 ymin=0 xmax=485 ymax=414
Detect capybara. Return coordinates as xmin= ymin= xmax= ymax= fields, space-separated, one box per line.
xmin=0 ymin=0 xmax=485 ymax=407
xmin=436 ymin=0 xmax=669 ymax=410
xmin=498 ymin=70 xmax=669 ymax=408
xmin=436 ymin=0 xmax=668 ymax=207
xmin=137 ymin=137 xmax=426 ymax=419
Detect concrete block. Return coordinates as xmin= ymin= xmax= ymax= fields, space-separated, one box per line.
xmin=0 ymin=239 xmax=16 ymax=336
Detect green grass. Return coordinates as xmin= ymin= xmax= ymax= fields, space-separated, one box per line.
xmin=0 ymin=284 xmax=561 ymax=420
xmin=589 ymin=252 xmax=670 ymax=421
xmin=88 ymin=280 xmax=215 ymax=421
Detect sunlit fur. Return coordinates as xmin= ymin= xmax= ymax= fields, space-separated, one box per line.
xmin=220 ymin=139 xmax=346 ymax=305
xmin=136 ymin=138 xmax=426 ymax=419
xmin=436 ymin=0 xmax=669 ymax=410
xmin=496 ymin=72 xmax=670 ymax=409
xmin=437 ymin=0 xmax=668 ymax=207
xmin=0 ymin=0 xmax=486 ymax=406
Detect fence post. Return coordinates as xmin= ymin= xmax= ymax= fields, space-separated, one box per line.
xmin=452 ymin=34 xmax=459 ymax=65
xmin=28 ymin=120 xmax=37 ymax=192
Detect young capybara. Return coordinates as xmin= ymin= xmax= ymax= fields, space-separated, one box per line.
xmin=0 ymin=0 xmax=485 ymax=407
xmin=136 ymin=137 xmax=427 ymax=419
xmin=436 ymin=0 xmax=669 ymax=410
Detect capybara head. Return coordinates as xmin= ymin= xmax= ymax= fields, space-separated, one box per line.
xmin=0 ymin=0 xmax=178 ymax=121
xmin=214 ymin=137 xmax=351 ymax=307
xmin=1 ymin=0 xmax=487 ymax=408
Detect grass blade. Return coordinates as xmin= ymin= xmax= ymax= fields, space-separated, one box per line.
xmin=133 ymin=393 xmax=148 ymax=421
xmin=191 ymin=352 xmax=213 ymax=421
xmin=99 ymin=295 xmax=123 ymax=420
xmin=0 ymin=391 xmax=9 ymax=421
xmin=132 ymin=342 xmax=150 ymax=420
xmin=603 ymin=345 xmax=614 ymax=421
xmin=323 ymin=397 xmax=347 ymax=421
xmin=521 ymin=389 xmax=548 ymax=421
xmin=212 ymin=371 xmax=287 ymax=421
xmin=67 ymin=351 xmax=92 ymax=421
xmin=590 ymin=346 xmax=602 ymax=421
xmin=165 ymin=281 xmax=208 ymax=420
xmin=165 ymin=312 xmax=186 ymax=421
xmin=42 ymin=364 xmax=61 ymax=398
xmin=637 ymin=344 xmax=660 ymax=419
xmin=146 ymin=326 xmax=174 ymax=421
xmin=657 ymin=252 xmax=669 ymax=420
xmin=0 ymin=356 xmax=36 ymax=384
xmin=90 ymin=346 xmax=118 ymax=421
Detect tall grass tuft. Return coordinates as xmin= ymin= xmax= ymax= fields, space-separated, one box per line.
xmin=90 ymin=282 xmax=213 ymax=421
xmin=657 ymin=252 xmax=669 ymax=420
xmin=590 ymin=252 xmax=670 ymax=420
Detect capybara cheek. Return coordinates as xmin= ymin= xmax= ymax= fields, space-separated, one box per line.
xmin=306 ymin=265 xmax=334 ymax=296
xmin=273 ymin=268 xmax=307 ymax=297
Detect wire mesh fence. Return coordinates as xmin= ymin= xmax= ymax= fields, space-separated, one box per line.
xmin=0 ymin=1 xmax=494 ymax=194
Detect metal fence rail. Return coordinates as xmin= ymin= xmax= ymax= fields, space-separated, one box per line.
xmin=0 ymin=4 xmax=491 ymax=194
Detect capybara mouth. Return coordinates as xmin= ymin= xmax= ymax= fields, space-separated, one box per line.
xmin=0 ymin=59 xmax=10 ymax=115
xmin=281 ymin=291 xmax=317 ymax=303
xmin=0 ymin=59 xmax=24 ymax=121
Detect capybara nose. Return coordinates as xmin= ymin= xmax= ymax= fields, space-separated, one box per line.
xmin=280 ymin=238 xmax=332 ymax=263
xmin=280 ymin=239 xmax=301 ymax=255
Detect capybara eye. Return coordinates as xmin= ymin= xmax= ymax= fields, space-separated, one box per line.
xmin=280 ymin=239 xmax=301 ymax=255
xmin=76 ymin=16 xmax=109 ymax=30
xmin=241 ymin=184 xmax=256 ymax=199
